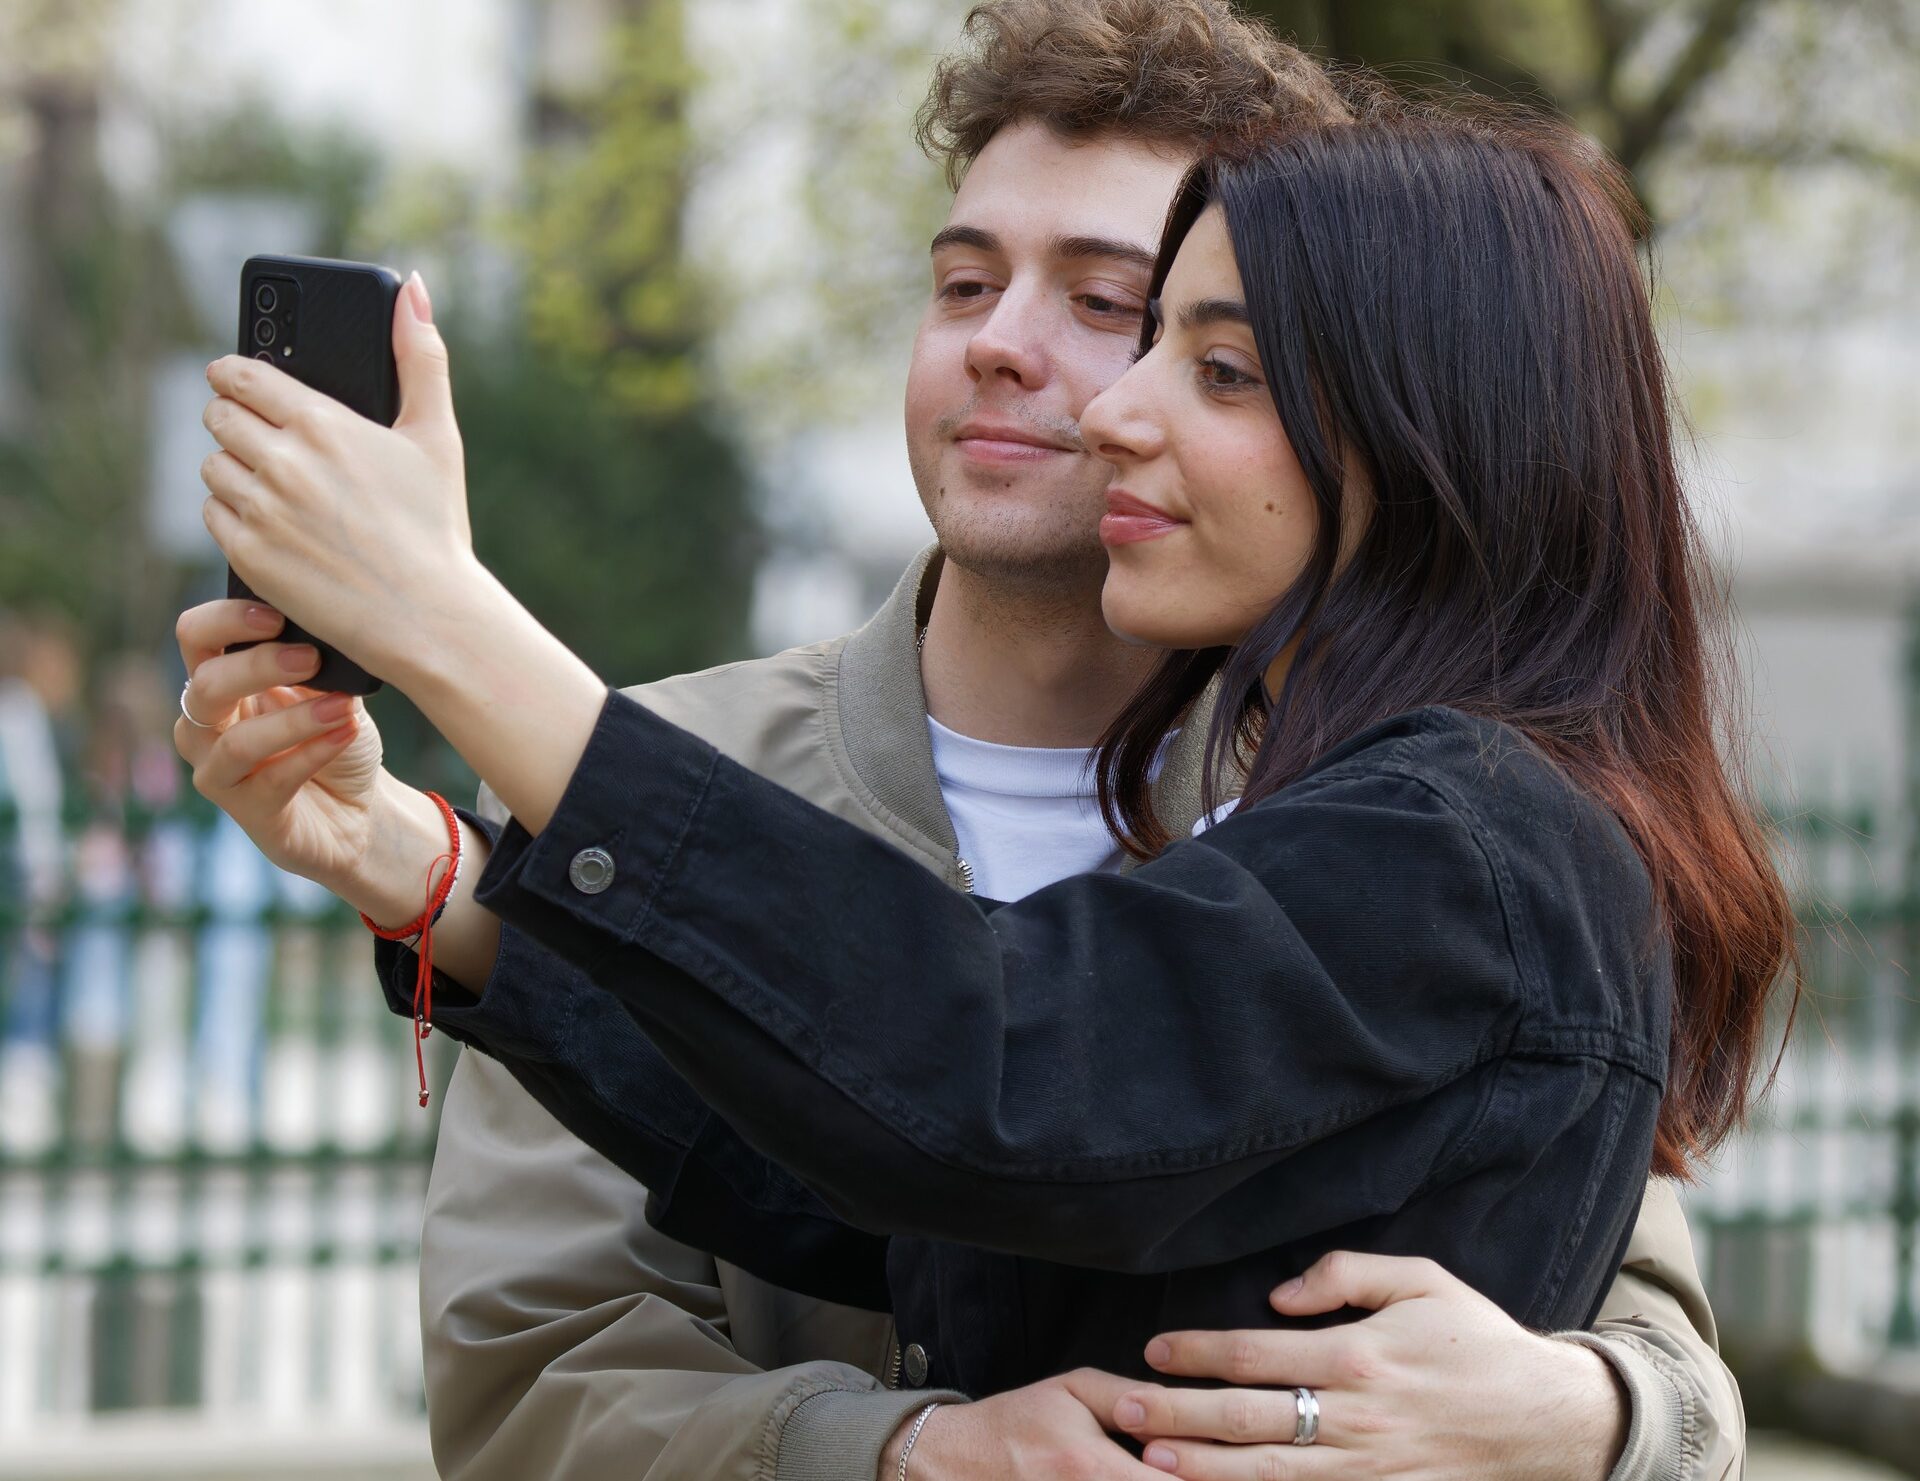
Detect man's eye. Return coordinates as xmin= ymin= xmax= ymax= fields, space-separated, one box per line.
xmin=940 ymin=281 xmax=993 ymax=302
xmin=1075 ymin=293 xmax=1141 ymax=318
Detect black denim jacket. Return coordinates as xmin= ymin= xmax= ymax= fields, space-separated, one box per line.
xmin=379 ymin=694 xmax=1670 ymax=1396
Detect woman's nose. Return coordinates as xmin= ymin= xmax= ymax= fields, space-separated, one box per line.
xmin=1080 ymin=361 xmax=1161 ymax=463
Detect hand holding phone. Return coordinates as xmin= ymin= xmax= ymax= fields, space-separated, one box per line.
xmin=222 ymin=253 xmax=403 ymax=695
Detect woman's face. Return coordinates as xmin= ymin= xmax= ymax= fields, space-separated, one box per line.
xmin=1079 ymin=205 xmax=1319 ymax=651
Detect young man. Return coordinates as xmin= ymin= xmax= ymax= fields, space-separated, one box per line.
xmin=387 ymin=4 xmax=1742 ymax=1477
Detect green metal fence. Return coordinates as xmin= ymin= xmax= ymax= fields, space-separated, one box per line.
xmin=0 ymin=792 xmax=453 ymax=1438
xmin=1685 ymin=622 xmax=1920 ymax=1374
xmin=4 ymin=718 xmax=1920 ymax=1442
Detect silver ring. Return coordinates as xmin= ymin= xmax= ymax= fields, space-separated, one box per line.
xmin=1291 ymin=1386 xmax=1320 ymax=1446
xmin=179 ymin=681 xmax=220 ymax=729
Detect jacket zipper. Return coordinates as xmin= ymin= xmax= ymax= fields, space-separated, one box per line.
xmin=956 ymin=856 xmax=974 ymax=893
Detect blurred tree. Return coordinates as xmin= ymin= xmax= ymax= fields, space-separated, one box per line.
xmin=688 ymin=0 xmax=1917 ymax=456
xmin=0 ymin=0 xmax=757 ymax=807
xmin=0 ymin=0 xmax=194 ymax=670
xmin=513 ymin=0 xmax=706 ymax=418
xmin=453 ymin=337 xmax=752 ymax=689
xmin=1239 ymin=0 xmax=1919 ymax=210
xmin=467 ymin=0 xmax=757 ymax=680
xmin=1240 ymin=0 xmax=1746 ymax=181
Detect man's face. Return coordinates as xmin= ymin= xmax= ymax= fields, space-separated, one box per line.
xmin=904 ymin=122 xmax=1191 ymax=590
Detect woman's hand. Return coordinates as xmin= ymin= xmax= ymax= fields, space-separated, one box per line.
xmin=196 ymin=268 xmax=605 ymax=840
xmin=174 ymin=593 xmax=506 ymax=1004
xmin=1110 ymin=1252 xmax=1629 ymax=1481
xmin=172 ymin=597 xmax=389 ymax=892
xmin=197 ymin=271 xmax=483 ymax=682
xmin=880 ymin=1371 xmax=1167 ymax=1481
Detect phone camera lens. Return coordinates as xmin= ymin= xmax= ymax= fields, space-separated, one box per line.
xmin=254 ymin=317 xmax=277 ymax=347
xmin=253 ymin=350 xmax=274 ymax=361
xmin=253 ymin=282 xmax=278 ymax=314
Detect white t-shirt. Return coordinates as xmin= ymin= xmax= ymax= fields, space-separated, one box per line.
xmin=926 ymin=715 xmax=1125 ymax=902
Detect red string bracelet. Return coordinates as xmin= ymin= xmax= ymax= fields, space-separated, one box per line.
xmin=360 ymin=790 xmax=461 ymax=1107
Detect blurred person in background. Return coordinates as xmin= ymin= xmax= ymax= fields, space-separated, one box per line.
xmin=61 ymin=655 xmax=193 ymax=1148
xmin=0 ymin=608 xmax=80 ymax=1156
xmin=170 ymin=3 xmax=1752 ymax=1480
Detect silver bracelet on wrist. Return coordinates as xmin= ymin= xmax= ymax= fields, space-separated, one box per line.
xmin=897 ymin=1401 xmax=942 ymax=1481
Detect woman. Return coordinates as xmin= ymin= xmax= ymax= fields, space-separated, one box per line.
xmin=173 ymin=92 xmax=1793 ymax=1403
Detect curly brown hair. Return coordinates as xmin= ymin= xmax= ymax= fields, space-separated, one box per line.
xmin=915 ymin=0 xmax=1347 ymax=188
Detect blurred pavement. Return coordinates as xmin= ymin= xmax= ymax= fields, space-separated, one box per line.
xmin=1751 ymin=1433 xmax=1913 ymax=1479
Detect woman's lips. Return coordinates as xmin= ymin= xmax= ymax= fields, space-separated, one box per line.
xmin=1100 ymin=491 xmax=1185 ymax=546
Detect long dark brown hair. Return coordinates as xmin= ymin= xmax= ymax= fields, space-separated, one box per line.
xmin=1095 ymin=86 xmax=1797 ymax=1178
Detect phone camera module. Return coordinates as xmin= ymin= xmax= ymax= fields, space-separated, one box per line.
xmin=253 ymin=350 xmax=274 ymax=361
xmin=254 ymin=317 xmax=277 ymax=347
xmin=253 ymin=282 xmax=278 ymax=314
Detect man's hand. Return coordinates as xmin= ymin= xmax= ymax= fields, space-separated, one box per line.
xmin=1112 ymin=1252 xmax=1629 ymax=1481
xmin=878 ymin=1370 xmax=1167 ymax=1480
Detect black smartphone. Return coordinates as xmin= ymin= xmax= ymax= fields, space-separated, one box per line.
xmin=221 ymin=253 xmax=404 ymax=695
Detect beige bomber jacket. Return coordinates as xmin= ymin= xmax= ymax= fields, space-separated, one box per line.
xmin=416 ymin=549 xmax=1743 ymax=1481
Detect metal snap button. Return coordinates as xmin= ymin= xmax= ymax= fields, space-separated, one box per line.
xmin=903 ymin=1342 xmax=929 ymax=1387
xmin=568 ymin=847 xmax=616 ymax=895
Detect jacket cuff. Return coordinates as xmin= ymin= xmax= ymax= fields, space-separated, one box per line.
xmin=374 ymin=806 xmax=579 ymax=1064
xmin=1552 ymin=1330 xmax=1696 ymax=1481
xmin=775 ymin=1386 xmax=969 ymax=1481
xmin=470 ymin=687 xmax=718 ymax=964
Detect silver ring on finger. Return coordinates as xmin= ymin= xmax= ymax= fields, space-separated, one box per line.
xmin=1291 ymin=1387 xmax=1320 ymax=1447
xmin=180 ymin=681 xmax=220 ymax=730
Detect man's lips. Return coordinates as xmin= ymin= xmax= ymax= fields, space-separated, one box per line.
xmin=1101 ymin=489 xmax=1186 ymax=546
xmin=952 ymin=421 xmax=1075 ymax=464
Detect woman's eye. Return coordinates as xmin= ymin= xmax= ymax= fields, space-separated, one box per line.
xmin=1198 ymin=356 xmax=1257 ymax=391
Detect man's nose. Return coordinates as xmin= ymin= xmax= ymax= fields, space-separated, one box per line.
xmin=964 ymin=287 xmax=1052 ymax=389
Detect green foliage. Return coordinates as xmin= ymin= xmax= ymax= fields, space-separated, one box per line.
xmin=0 ymin=0 xmax=759 ymax=785
xmin=163 ymin=103 xmax=380 ymax=260
xmin=511 ymin=0 xmax=705 ymax=419
xmin=451 ymin=329 xmax=757 ymax=688
xmin=361 ymin=325 xmax=757 ymax=806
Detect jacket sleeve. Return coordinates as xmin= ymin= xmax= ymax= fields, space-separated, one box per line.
xmin=1557 ymin=1179 xmax=1744 ymax=1481
xmin=417 ymin=1048 xmax=964 ymax=1481
xmin=465 ymin=688 xmax=1656 ymax=1276
xmin=392 ymin=787 xmax=963 ymax=1481
xmin=378 ymin=804 xmax=896 ymax=1310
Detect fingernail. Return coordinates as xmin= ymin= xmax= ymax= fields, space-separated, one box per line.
xmin=1144 ymin=1444 xmax=1178 ymax=1472
xmin=313 ymin=693 xmax=352 ymax=723
xmin=245 ymin=604 xmax=281 ymax=630
xmin=279 ymin=645 xmax=320 ymax=672
xmin=1116 ymin=1399 xmax=1146 ymax=1428
xmin=1145 ymin=1339 xmax=1171 ymax=1367
xmin=321 ymin=723 xmax=356 ymax=744
xmin=1274 ymin=1276 xmax=1305 ymax=1302
xmin=408 ymin=271 xmax=433 ymax=324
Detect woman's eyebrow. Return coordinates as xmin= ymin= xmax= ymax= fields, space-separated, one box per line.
xmin=1177 ymin=297 xmax=1250 ymax=329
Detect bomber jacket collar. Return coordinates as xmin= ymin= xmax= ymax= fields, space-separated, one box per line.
xmin=834 ymin=544 xmax=1215 ymax=884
